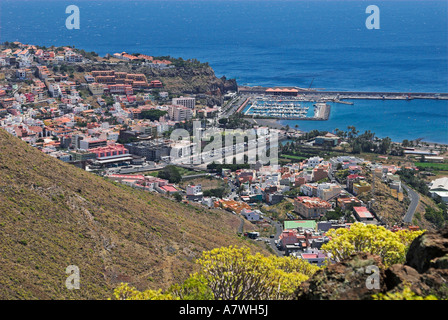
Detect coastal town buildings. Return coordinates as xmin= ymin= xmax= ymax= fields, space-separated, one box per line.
xmin=429 ymin=177 xmax=448 ymax=202
xmin=0 ymin=41 xmax=445 ymax=263
xmin=294 ymin=196 xmax=332 ymax=219
xmin=172 ymin=96 xmax=196 ymax=109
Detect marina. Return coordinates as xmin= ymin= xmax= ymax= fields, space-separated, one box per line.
xmin=242 ymin=98 xmax=331 ymax=121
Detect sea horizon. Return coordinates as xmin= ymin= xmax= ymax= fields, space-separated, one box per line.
xmin=1 ymin=0 xmax=446 ymax=142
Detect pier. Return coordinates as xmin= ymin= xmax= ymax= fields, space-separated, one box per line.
xmin=238 ymin=86 xmax=448 ymax=100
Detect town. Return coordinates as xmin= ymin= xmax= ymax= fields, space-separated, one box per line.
xmin=1 ymin=41 xmax=447 ymax=267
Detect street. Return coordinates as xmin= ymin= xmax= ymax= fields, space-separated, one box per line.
xmin=402 ymin=184 xmax=420 ymax=224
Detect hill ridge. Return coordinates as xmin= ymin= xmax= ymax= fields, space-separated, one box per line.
xmin=0 ymin=129 xmax=263 ymax=299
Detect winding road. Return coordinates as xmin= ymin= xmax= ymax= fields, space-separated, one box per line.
xmin=402 ymin=184 xmax=420 ymax=224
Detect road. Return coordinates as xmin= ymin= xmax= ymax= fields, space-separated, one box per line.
xmin=403 ymin=184 xmax=420 ymax=224
xmin=266 ymin=216 xmax=284 ymax=256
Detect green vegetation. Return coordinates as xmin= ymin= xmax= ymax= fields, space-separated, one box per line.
xmin=207 ymin=162 xmax=250 ymax=173
xmin=218 ymin=113 xmax=252 ymax=130
xmin=373 ymin=286 xmax=438 ymax=300
xmin=321 ymin=223 xmax=424 ymax=267
xmin=203 ymin=188 xmax=226 ymax=198
xmin=415 ymin=162 xmax=448 ymax=171
xmin=280 ymin=154 xmax=307 ymax=161
xmin=112 ymin=246 xmax=319 ymax=300
xmin=157 ymin=165 xmax=182 ymax=183
xmin=322 ymin=206 xmax=355 ymax=223
xmin=397 ymin=168 xmax=430 ymax=196
xmin=173 ymin=192 xmax=183 ymax=202
xmin=425 ymin=204 xmax=448 ymax=229
xmin=140 ymin=109 xmax=168 ymax=121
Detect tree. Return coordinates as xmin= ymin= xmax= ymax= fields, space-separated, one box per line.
xmin=192 ymin=246 xmax=318 ymax=300
xmin=141 ymin=109 xmax=168 ymax=121
xmin=402 ymin=139 xmax=410 ymax=148
xmin=173 ymin=192 xmax=183 ymax=202
xmin=158 ymin=165 xmax=182 ymax=183
xmin=377 ymin=137 xmax=392 ymax=154
xmin=321 ymin=223 xmax=424 ymax=267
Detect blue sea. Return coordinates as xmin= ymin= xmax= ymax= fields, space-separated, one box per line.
xmin=0 ymin=0 xmax=447 ymax=142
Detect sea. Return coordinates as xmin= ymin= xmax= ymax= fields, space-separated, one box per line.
xmin=0 ymin=0 xmax=447 ymax=143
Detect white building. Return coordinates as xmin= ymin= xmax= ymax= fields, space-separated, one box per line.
xmin=172 ymin=96 xmax=196 ymax=109
xmin=429 ymin=177 xmax=448 ymax=202
xmin=307 ymin=156 xmax=323 ymax=168
xmin=168 ymin=105 xmax=193 ymax=122
xmin=241 ymin=208 xmax=262 ymax=221
xmin=187 ymin=184 xmax=203 ymax=196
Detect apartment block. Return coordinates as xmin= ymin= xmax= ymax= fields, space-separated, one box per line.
xmin=294 ymin=196 xmax=332 ymax=219
xmin=172 ymin=96 xmax=196 ymax=109
xmin=168 ymin=105 xmax=193 ymax=122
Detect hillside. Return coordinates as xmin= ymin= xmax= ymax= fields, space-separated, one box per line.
xmin=83 ymin=61 xmax=237 ymax=106
xmin=0 ymin=129 xmax=266 ymax=299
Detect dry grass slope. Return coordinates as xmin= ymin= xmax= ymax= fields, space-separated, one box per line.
xmin=0 ymin=129 xmax=267 ymax=299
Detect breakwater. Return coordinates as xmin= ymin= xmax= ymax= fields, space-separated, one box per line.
xmin=237 ymin=86 xmax=448 ymax=100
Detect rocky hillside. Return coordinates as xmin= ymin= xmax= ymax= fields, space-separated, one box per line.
xmin=0 ymin=129 xmax=265 ymax=299
xmin=295 ymin=226 xmax=448 ymax=300
xmin=85 ymin=60 xmax=237 ymax=106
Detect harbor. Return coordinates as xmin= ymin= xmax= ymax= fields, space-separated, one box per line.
xmin=243 ymin=99 xmax=330 ymax=121
xmin=237 ymin=86 xmax=448 ymax=100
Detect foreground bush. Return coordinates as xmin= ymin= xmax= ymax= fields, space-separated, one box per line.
xmin=321 ymin=223 xmax=424 ymax=267
xmin=112 ymin=246 xmax=319 ymax=300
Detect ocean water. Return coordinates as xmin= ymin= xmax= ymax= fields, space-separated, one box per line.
xmin=0 ymin=0 xmax=447 ymax=142
xmin=279 ymin=99 xmax=448 ymax=143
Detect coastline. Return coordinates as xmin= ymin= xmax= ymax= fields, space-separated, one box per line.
xmin=248 ymin=117 xmax=447 ymax=147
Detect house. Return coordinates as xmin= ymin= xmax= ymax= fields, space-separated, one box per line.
xmin=149 ymin=80 xmax=163 ymax=88
xmin=307 ymin=156 xmax=323 ymax=168
xmin=429 ymin=177 xmax=448 ymax=202
xmin=186 ymin=184 xmax=203 ymax=201
xmin=346 ymin=174 xmax=365 ymax=191
xmin=300 ymin=183 xmax=318 ymax=197
xmin=294 ymin=250 xmax=328 ymax=267
xmin=16 ymin=69 xmax=28 ymax=80
xmin=214 ymin=199 xmax=251 ymax=214
xmin=317 ymin=221 xmax=349 ymax=232
xmin=88 ymin=144 xmax=129 ymax=159
xmin=316 ymin=183 xmax=342 ymax=201
xmin=314 ymin=133 xmax=340 ymax=147
xmin=278 ymin=225 xmax=323 ymax=255
xmin=157 ymin=184 xmax=179 ymax=195
xmin=353 ymin=206 xmax=375 ymax=223
xmin=265 ymin=192 xmax=284 ymax=205
xmin=312 ymin=167 xmax=328 ymax=182
xmin=294 ymin=196 xmax=332 ymax=219
xmin=241 ymin=208 xmax=262 ymax=221
xmin=337 ymin=196 xmax=362 ymax=210
xmin=88 ymin=83 xmax=105 ymax=95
